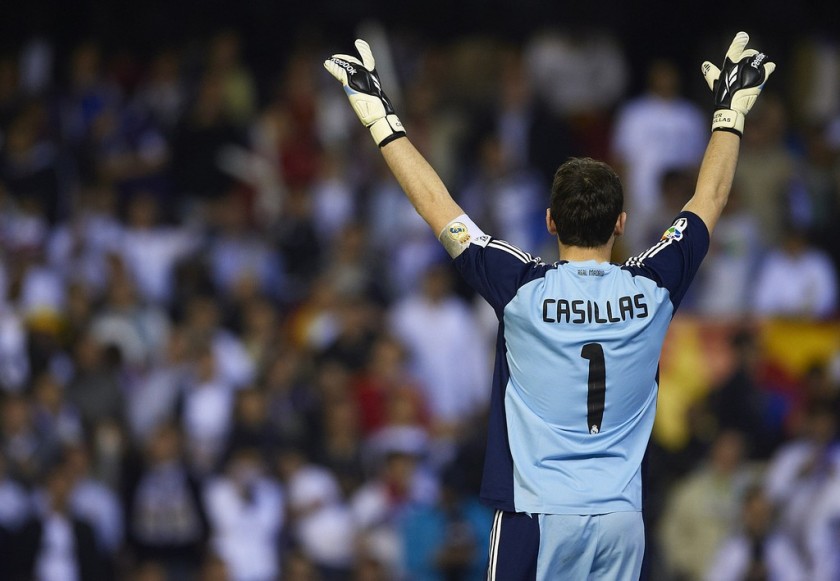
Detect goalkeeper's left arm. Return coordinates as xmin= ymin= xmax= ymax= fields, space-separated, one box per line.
xmin=324 ymin=40 xmax=465 ymax=255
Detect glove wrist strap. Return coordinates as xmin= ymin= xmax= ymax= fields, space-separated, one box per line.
xmin=711 ymin=109 xmax=745 ymax=136
xmin=370 ymin=115 xmax=406 ymax=146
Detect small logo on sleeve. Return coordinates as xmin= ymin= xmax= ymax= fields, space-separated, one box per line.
xmin=660 ymin=218 xmax=688 ymax=241
xmin=447 ymin=223 xmax=471 ymax=245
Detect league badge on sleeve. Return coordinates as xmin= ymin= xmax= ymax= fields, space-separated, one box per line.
xmin=660 ymin=218 xmax=688 ymax=242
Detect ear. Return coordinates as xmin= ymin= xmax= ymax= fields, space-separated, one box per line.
xmin=546 ymin=208 xmax=557 ymax=235
xmin=614 ymin=212 xmax=627 ymax=237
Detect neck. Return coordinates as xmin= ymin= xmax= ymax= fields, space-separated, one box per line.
xmin=558 ymin=241 xmax=614 ymax=263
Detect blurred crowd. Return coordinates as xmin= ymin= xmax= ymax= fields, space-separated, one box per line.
xmin=0 ymin=24 xmax=838 ymax=581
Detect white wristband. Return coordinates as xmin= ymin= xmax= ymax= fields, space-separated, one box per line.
xmin=370 ymin=114 xmax=405 ymax=146
xmin=712 ymin=109 xmax=745 ymax=136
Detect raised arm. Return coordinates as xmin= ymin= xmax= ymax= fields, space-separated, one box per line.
xmin=324 ymin=40 xmax=463 ymax=238
xmin=682 ymin=32 xmax=775 ymax=234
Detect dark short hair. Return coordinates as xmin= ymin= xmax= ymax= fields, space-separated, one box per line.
xmin=550 ymin=157 xmax=624 ymax=247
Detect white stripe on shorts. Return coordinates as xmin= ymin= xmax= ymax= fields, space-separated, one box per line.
xmin=487 ymin=509 xmax=503 ymax=581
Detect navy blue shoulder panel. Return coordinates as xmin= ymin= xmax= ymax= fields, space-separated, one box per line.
xmin=621 ymin=211 xmax=709 ymax=311
xmin=453 ymin=238 xmax=555 ymax=315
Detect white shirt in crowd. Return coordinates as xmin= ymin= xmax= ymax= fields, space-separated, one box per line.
xmin=611 ymin=94 xmax=706 ymax=252
xmin=181 ymin=378 xmax=235 ymax=472
xmin=119 ymin=227 xmax=200 ymax=304
xmin=704 ymin=532 xmax=807 ymax=581
xmin=285 ymin=463 xmax=357 ymax=569
xmin=35 ymin=513 xmax=79 ymax=581
xmin=389 ymin=295 xmax=490 ymax=425
xmin=204 ymin=475 xmax=284 ymax=581
xmin=753 ymin=246 xmax=838 ymax=319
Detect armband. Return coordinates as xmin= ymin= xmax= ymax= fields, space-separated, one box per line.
xmin=438 ymin=214 xmax=489 ymax=258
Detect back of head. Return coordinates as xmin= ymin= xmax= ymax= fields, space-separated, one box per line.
xmin=550 ymin=157 xmax=624 ymax=247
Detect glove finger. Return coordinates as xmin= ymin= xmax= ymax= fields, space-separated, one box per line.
xmin=726 ymin=31 xmax=750 ymax=62
xmin=763 ymin=61 xmax=776 ymax=81
xmin=323 ymin=60 xmax=349 ymax=85
xmin=737 ymin=48 xmax=758 ymax=62
xmin=701 ymin=61 xmax=721 ymax=91
xmin=331 ymin=54 xmax=364 ymax=67
xmin=355 ymin=39 xmax=376 ymax=71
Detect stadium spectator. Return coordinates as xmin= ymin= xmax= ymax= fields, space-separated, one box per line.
xmin=205 ymin=30 xmax=257 ymax=127
xmin=458 ymin=130 xmax=546 ymax=252
xmin=763 ymin=402 xmax=839 ymax=570
xmin=64 ymin=331 xmax=125 ymax=430
xmin=351 ymin=334 xmax=429 ymax=437
xmin=207 ymin=192 xmax=284 ymax=302
xmin=178 ymin=342 xmax=236 ymax=475
xmin=657 ymin=430 xmax=759 ymax=581
xmin=704 ymin=485 xmax=807 ymax=581
xmin=752 ymin=225 xmax=838 ymax=319
xmin=224 ymin=387 xmax=282 ymax=465
xmin=125 ymin=326 xmax=192 ymax=443
xmin=610 ymin=58 xmax=707 ymax=254
xmin=61 ymin=442 xmax=124 ymax=559
xmin=469 ymin=45 xmax=576 ymax=190
xmin=0 ymin=104 xmax=62 ymax=224
xmin=705 ymin=327 xmax=791 ymax=459
xmin=203 ymin=447 xmax=284 ymax=581
xmin=277 ymin=445 xmax=357 ymax=578
xmin=16 ymin=463 xmax=108 ymax=580
xmin=400 ymin=466 xmax=493 ymax=581
xmin=366 ymin=169 xmax=442 ymax=298
xmin=44 ymin=183 xmax=124 ymax=295
xmin=181 ymin=294 xmax=255 ymax=389
xmin=1 ymin=393 xmax=58 ymax=485
xmin=318 ymin=294 xmax=381 ymax=374
xmin=30 ymin=371 xmax=83 ymax=447
xmin=0 ymin=292 xmax=30 ymax=393
xmin=388 ymin=262 xmax=490 ymax=442
xmin=524 ymin=26 xmax=628 ymax=123
xmin=0 ymin=448 xmax=31 ymax=533
xmin=350 ymin=449 xmax=439 ymax=579
xmin=797 ymin=122 xmax=840 ymax=270
xmin=311 ymin=382 xmax=366 ymax=497
xmin=693 ymin=180 xmax=763 ymax=316
xmin=170 ymin=71 xmax=246 ymax=203
xmin=802 ymin=467 xmax=840 ymax=581
xmin=262 ymin=348 xmax=318 ymax=447
xmin=89 ymin=262 xmax=172 ymax=369
xmin=732 ymin=93 xmax=797 ymax=249
xmin=132 ymin=48 xmax=187 ymax=133
xmin=123 ymin=423 xmax=210 ymax=579
xmin=117 ymin=191 xmax=202 ymax=306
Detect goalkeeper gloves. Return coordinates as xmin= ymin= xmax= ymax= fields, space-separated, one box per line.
xmin=324 ymin=39 xmax=406 ymax=147
xmin=702 ymin=31 xmax=776 ymax=136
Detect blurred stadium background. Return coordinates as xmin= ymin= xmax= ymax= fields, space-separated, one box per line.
xmin=0 ymin=1 xmax=839 ymax=580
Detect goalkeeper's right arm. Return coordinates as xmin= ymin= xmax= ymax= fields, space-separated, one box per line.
xmin=682 ymin=31 xmax=775 ymax=234
xmin=324 ymin=40 xmax=464 ymax=240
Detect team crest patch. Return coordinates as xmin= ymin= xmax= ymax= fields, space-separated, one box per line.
xmin=447 ymin=222 xmax=471 ymax=244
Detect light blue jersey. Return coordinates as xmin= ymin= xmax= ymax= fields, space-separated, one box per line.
xmin=452 ymin=212 xmax=709 ymax=515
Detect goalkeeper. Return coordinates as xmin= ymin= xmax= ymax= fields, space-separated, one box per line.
xmin=325 ymin=32 xmax=774 ymax=579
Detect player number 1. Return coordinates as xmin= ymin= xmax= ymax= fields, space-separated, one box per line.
xmin=581 ymin=343 xmax=606 ymax=434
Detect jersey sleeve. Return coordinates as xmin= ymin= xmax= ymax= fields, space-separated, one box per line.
xmin=622 ymin=211 xmax=710 ymax=311
xmin=445 ymin=215 xmax=547 ymax=313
